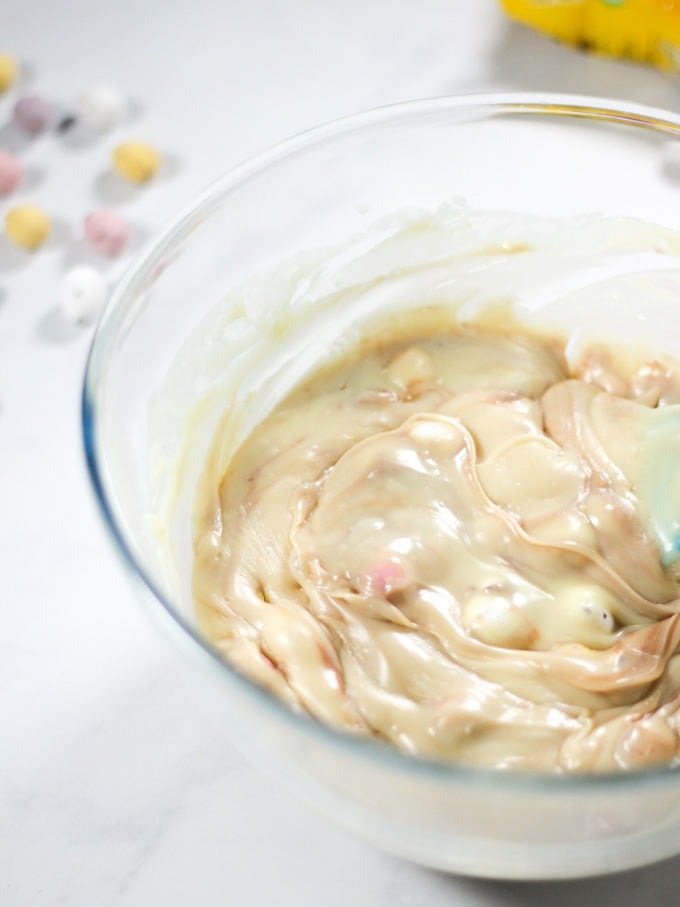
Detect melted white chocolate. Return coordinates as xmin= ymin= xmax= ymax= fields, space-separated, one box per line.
xmin=193 ymin=321 xmax=680 ymax=772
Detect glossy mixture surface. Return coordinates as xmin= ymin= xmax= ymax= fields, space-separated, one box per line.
xmin=194 ymin=317 xmax=680 ymax=771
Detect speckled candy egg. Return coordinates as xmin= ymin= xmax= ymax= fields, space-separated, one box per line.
xmin=0 ymin=53 xmax=17 ymax=93
xmin=13 ymin=96 xmax=52 ymax=135
xmin=5 ymin=205 xmax=50 ymax=250
xmin=78 ymin=84 xmax=126 ymax=131
xmin=0 ymin=149 xmax=22 ymax=194
xmin=84 ymin=209 xmax=129 ymax=256
xmin=59 ymin=265 xmax=108 ymax=325
xmin=113 ymin=141 xmax=160 ymax=183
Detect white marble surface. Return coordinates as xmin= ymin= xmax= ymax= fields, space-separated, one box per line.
xmin=4 ymin=2 xmax=680 ymax=904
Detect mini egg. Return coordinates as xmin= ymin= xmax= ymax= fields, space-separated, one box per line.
xmin=5 ymin=205 xmax=50 ymax=250
xmin=78 ymin=84 xmax=126 ymax=131
xmin=0 ymin=53 xmax=17 ymax=93
xmin=84 ymin=209 xmax=129 ymax=256
xmin=59 ymin=265 xmax=108 ymax=325
xmin=113 ymin=141 xmax=160 ymax=183
xmin=387 ymin=346 xmax=435 ymax=390
xmin=0 ymin=149 xmax=22 ymax=194
xmin=463 ymin=592 xmax=536 ymax=650
xmin=13 ymin=96 xmax=52 ymax=135
xmin=554 ymin=584 xmax=618 ymax=648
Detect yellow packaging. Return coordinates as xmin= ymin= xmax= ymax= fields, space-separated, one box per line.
xmin=501 ymin=0 xmax=680 ymax=70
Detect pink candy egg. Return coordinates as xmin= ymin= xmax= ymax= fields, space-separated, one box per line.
xmin=0 ymin=149 xmax=22 ymax=194
xmin=13 ymin=96 xmax=52 ymax=135
xmin=83 ymin=209 xmax=129 ymax=256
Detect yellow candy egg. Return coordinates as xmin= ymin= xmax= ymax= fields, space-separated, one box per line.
xmin=0 ymin=53 xmax=17 ymax=93
xmin=113 ymin=141 xmax=161 ymax=183
xmin=5 ymin=205 xmax=51 ymax=250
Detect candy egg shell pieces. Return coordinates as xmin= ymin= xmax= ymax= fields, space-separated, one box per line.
xmin=84 ymin=209 xmax=129 ymax=256
xmin=0 ymin=53 xmax=17 ymax=93
xmin=59 ymin=265 xmax=108 ymax=325
xmin=13 ymin=96 xmax=52 ymax=135
xmin=78 ymin=84 xmax=126 ymax=131
xmin=5 ymin=205 xmax=50 ymax=250
xmin=0 ymin=150 xmax=22 ymax=194
xmin=113 ymin=141 xmax=160 ymax=183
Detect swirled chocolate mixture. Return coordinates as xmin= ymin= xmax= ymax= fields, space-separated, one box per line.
xmin=193 ymin=321 xmax=680 ymax=771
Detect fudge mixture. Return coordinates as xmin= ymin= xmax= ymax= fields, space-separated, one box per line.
xmin=193 ymin=312 xmax=680 ymax=772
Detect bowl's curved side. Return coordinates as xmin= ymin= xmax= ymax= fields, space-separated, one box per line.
xmin=82 ymin=94 xmax=680 ymax=879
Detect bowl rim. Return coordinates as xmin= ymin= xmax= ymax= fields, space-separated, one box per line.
xmin=83 ymin=91 xmax=680 ymax=792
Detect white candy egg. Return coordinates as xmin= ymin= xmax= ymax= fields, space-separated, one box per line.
xmin=59 ymin=265 xmax=108 ymax=325
xmin=77 ymin=84 xmax=127 ymax=131
xmin=387 ymin=346 xmax=435 ymax=390
xmin=463 ymin=592 xmax=536 ymax=649
xmin=554 ymin=585 xmax=618 ymax=646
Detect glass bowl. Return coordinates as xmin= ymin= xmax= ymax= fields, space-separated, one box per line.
xmin=83 ymin=94 xmax=680 ymax=880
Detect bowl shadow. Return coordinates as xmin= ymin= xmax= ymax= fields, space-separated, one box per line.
xmin=445 ymin=851 xmax=680 ymax=906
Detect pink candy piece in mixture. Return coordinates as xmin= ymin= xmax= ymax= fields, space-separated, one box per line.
xmin=13 ymin=96 xmax=52 ymax=135
xmin=0 ymin=149 xmax=22 ymax=194
xmin=83 ymin=209 xmax=130 ymax=256
xmin=363 ymin=558 xmax=406 ymax=596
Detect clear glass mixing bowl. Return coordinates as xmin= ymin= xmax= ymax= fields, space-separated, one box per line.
xmin=83 ymin=94 xmax=680 ymax=880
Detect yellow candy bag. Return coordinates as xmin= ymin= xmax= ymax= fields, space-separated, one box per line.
xmin=501 ymin=0 xmax=680 ymax=71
